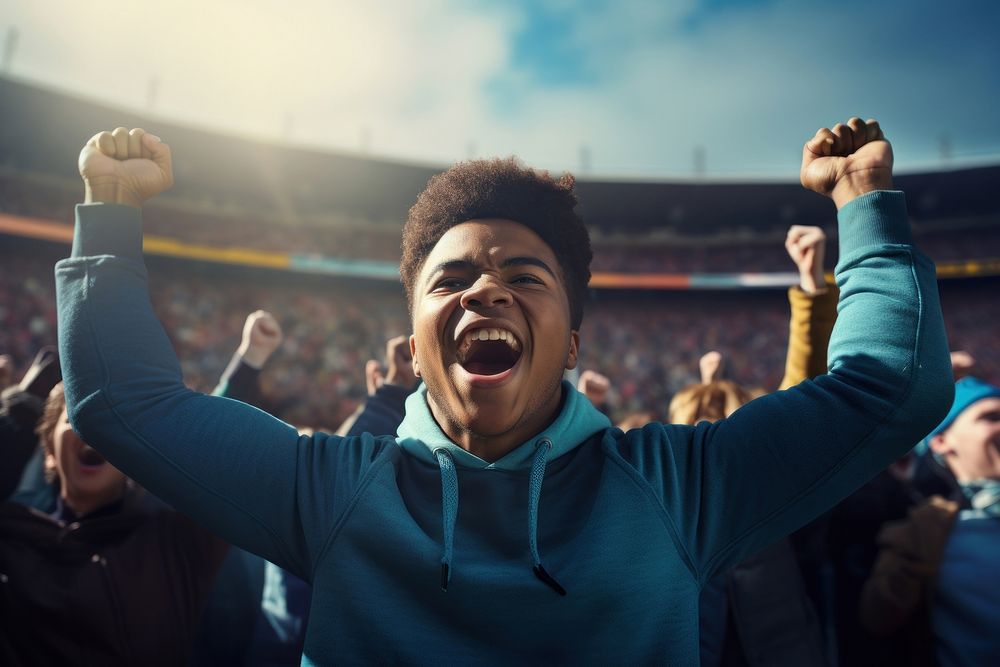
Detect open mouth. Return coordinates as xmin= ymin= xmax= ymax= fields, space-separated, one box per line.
xmin=77 ymin=446 xmax=107 ymax=468
xmin=457 ymin=328 xmax=522 ymax=376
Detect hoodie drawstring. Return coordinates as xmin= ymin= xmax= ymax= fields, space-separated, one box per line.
xmin=432 ymin=440 xmax=566 ymax=596
xmin=529 ymin=439 xmax=567 ymax=596
xmin=435 ymin=449 xmax=458 ymax=591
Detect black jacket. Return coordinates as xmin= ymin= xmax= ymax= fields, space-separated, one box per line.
xmin=0 ymin=491 xmax=228 ymax=666
xmin=1 ymin=386 xmax=228 ymax=666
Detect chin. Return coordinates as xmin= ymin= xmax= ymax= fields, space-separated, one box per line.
xmin=70 ymin=474 xmax=124 ymax=499
xmin=459 ymin=404 xmax=521 ymax=438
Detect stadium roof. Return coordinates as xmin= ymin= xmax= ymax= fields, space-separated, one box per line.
xmin=2 ymin=76 xmax=998 ymax=235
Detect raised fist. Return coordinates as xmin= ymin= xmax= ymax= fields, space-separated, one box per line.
xmin=238 ymin=310 xmax=283 ymax=369
xmin=699 ymin=351 xmax=724 ymax=384
xmin=383 ymin=335 xmax=417 ymax=389
xmin=577 ymin=369 xmax=610 ymax=407
xmin=800 ymin=117 xmax=892 ymax=209
xmin=79 ymin=127 xmax=173 ymax=207
xmin=365 ymin=359 xmax=385 ymax=396
xmin=785 ymin=225 xmax=827 ymax=293
xmin=0 ymin=355 xmax=12 ymax=390
xmin=18 ymin=347 xmax=61 ymax=399
xmin=950 ymin=350 xmax=976 ymax=381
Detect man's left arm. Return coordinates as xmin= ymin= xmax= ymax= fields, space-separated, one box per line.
xmin=642 ymin=119 xmax=953 ymax=580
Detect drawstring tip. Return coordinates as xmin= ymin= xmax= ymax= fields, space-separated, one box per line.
xmin=533 ymin=564 xmax=567 ymax=596
xmin=440 ymin=563 xmax=450 ymax=592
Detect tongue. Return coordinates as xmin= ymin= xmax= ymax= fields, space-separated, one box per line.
xmin=464 ymin=360 xmax=512 ymax=376
xmin=461 ymin=340 xmax=519 ymax=376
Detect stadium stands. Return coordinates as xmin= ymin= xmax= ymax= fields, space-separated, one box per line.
xmin=1 ymin=74 xmax=998 ymax=425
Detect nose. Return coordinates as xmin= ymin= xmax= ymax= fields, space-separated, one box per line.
xmin=460 ymin=275 xmax=513 ymax=311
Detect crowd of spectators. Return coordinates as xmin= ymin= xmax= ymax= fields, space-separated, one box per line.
xmin=3 ymin=239 xmax=998 ymax=429
xmin=5 ymin=174 xmax=1000 ymax=276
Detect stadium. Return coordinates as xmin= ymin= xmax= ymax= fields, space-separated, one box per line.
xmin=2 ymin=75 xmax=998 ymax=428
xmin=4 ymin=14 xmax=1000 ymax=653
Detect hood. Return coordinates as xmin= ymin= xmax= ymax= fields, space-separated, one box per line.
xmin=394 ymin=379 xmax=612 ymax=596
xmin=395 ymin=379 xmax=611 ymax=470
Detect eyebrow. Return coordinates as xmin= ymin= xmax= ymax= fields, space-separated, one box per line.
xmin=428 ymin=257 xmax=557 ymax=279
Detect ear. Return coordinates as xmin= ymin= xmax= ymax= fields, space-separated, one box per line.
xmin=564 ymin=331 xmax=580 ymax=371
xmin=928 ymin=433 xmax=951 ymax=457
xmin=44 ymin=450 xmax=57 ymax=481
xmin=409 ymin=334 xmax=420 ymax=377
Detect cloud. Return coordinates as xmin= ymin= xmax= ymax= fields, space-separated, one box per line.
xmin=4 ymin=0 xmax=998 ymax=176
xmin=469 ymin=0 xmax=1000 ymax=176
xmin=5 ymin=0 xmax=511 ymax=160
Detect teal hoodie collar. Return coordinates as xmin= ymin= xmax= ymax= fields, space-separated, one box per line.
xmin=396 ymin=380 xmax=611 ymax=470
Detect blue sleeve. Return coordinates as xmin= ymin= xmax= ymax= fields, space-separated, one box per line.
xmin=55 ymin=204 xmax=388 ymax=580
xmin=616 ymin=191 xmax=954 ymax=583
xmin=345 ymin=383 xmax=411 ymax=437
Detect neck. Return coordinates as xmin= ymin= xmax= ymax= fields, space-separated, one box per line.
xmin=429 ymin=392 xmax=563 ymax=463
xmin=61 ymin=487 xmax=125 ymax=519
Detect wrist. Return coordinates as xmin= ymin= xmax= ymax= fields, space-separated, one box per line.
xmin=799 ymin=268 xmax=826 ymax=294
xmin=383 ymin=373 xmax=414 ymax=389
xmin=831 ymin=169 xmax=893 ymax=210
xmin=84 ymin=178 xmax=144 ymax=208
xmin=237 ymin=345 xmax=271 ymax=369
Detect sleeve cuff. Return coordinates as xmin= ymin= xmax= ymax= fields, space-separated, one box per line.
xmin=72 ymin=203 xmax=144 ymax=259
xmin=837 ymin=191 xmax=911 ymax=256
xmin=374 ymin=382 xmax=413 ymax=410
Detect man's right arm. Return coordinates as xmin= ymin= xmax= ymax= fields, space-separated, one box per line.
xmin=58 ymin=129 xmax=376 ymax=579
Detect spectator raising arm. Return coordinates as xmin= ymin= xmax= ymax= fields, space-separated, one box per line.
xmin=779 ymin=225 xmax=840 ymax=390
xmin=212 ymin=310 xmax=283 ymax=404
xmin=0 ymin=347 xmax=61 ymax=501
xmin=335 ymin=335 xmax=416 ymax=437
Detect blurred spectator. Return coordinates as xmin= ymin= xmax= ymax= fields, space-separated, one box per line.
xmin=670 ymin=225 xmax=836 ymax=667
xmin=0 ymin=382 xmax=228 ymax=664
xmin=0 ymin=354 xmax=13 ymax=389
xmin=194 ymin=310 xmax=312 ymax=666
xmin=860 ymin=378 xmax=1000 ymax=667
xmin=950 ymin=350 xmax=977 ymax=381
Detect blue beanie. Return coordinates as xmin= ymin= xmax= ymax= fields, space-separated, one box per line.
xmin=927 ymin=376 xmax=1000 ymax=441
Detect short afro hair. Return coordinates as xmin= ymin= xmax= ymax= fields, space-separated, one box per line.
xmin=401 ymin=157 xmax=592 ymax=329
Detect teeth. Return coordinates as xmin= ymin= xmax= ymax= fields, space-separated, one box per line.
xmin=458 ymin=327 xmax=521 ymax=358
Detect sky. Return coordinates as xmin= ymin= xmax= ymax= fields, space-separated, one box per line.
xmin=3 ymin=0 xmax=999 ymax=179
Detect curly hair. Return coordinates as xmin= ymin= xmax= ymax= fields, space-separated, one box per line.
xmin=400 ymin=157 xmax=592 ymax=329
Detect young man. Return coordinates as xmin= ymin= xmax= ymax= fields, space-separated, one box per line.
xmin=860 ymin=377 xmax=1000 ymax=667
xmin=57 ymin=119 xmax=952 ymax=664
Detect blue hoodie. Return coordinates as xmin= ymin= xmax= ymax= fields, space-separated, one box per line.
xmin=56 ymin=191 xmax=952 ymax=664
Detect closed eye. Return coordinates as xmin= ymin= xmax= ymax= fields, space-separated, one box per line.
xmin=433 ymin=277 xmax=469 ymax=290
xmin=511 ymin=274 xmax=544 ymax=285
